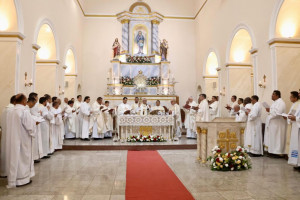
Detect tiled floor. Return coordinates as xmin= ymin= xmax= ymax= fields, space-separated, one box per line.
xmin=0 ymin=150 xmax=299 ymax=200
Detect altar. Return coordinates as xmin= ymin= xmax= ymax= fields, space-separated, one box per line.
xmin=196 ymin=118 xmax=246 ymax=162
xmin=117 ymin=115 xmax=175 ymax=141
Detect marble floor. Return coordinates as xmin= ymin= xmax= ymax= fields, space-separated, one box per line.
xmin=0 ymin=150 xmax=299 ymax=200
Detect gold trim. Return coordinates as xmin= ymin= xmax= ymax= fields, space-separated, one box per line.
xmin=164 ymin=16 xmax=194 ymax=20
xmin=122 ymin=85 xmax=158 ymax=88
xmin=197 ymin=127 xmax=201 ymax=134
xmin=36 ymin=60 xmax=60 ymax=65
xmin=85 ymin=14 xmax=117 ymax=18
xmin=0 ymin=32 xmax=25 ymax=40
xmin=201 ymin=129 xmax=207 ymax=134
xmin=107 ymin=84 xmax=123 ymax=86
xmin=65 ymin=74 xmax=78 ymax=77
xmin=240 ymin=128 xmax=245 ymax=134
xmin=104 ymin=98 xmax=175 ymax=101
xmin=152 ymin=50 xmax=160 ymax=55
xmin=62 ymin=65 xmax=68 ymax=70
xmin=121 ymin=50 xmax=129 ymax=54
xmin=157 ymin=84 xmax=175 ymax=87
xmin=226 ymin=63 xmax=252 ymax=67
xmin=76 ymin=0 xmax=85 ymax=16
xmin=111 ymin=60 xmax=121 ymax=63
xmin=268 ymin=38 xmax=300 ymax=46
xmin=104 ymin=95 xmax=178 ymax=98
xmin=32 ymin=44 xmax=40 ymax=51
xmin=249 ymin=48 xmax=258 ymax=55
xmin=120 ymin=62 xmax=160 ymax=66
xmin=151 ymin=20 xmax=160 ymax=25
xmin=194 ymin=0 xmax=208 ymax=19
xmin=121 ymin=19 xmax=130 ymax=24
xmin=129 ymin=2 xmax=152 ymax=13
xmin=203 ymin=75 xmax=218 ymax=79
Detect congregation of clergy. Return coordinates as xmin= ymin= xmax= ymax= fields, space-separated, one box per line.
xmin=1 ymin=90 xmax=300 ymax=188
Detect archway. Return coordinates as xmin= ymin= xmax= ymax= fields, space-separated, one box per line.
xmin=203 ymin=51 xmax=219 ymax=100
xmin=64 ymin=48 xmax=77 ymax=99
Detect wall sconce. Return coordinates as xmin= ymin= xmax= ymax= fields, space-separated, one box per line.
xmin=24 ymin=72 xmax=33 ymax=87
xmin=219 ymin=87 xmax=225 ymax=96
xmin=258 ymin=75 xmax=266 ymax=88
xmin=58 ymin=85 xmax=64 ymax=95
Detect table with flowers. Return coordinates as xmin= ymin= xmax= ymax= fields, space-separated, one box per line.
xmin=117 ymin=115 xmax=175 ymax=141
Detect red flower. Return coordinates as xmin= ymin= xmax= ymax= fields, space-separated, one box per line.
xmin=216 ymin=158 xmax=220 ymax=162
xmin=239 ymin=148 xmax=242 ymax=152
xmin=228 ymin=153 xmax=231 ymax=157
xmin=217 ymin=149 xmax=221 ymax=153
xmin=154 ymin=138 xmax=157 ymax=141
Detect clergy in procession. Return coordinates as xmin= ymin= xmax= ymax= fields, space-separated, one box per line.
xmin=151 ymin=100 xmax=165 ymax=112
xmin=209 ymin=96 xmax=219 ymax=120
xmin=197 ymin=94 xmax=210 ymax=122
xmin=6 ymin=94 xmax=36 ymax=188
xmin=284 ymin=91 xmax=300 ymax=154
xmin=183 ymin=96 xmax=198 ymax=139
xmin=264 ymin=90 xmax=287 ymax=156
xmin=80 ymin=96 xmax=92 ymax=140
xmin=57 ymin=99 xmax=65 ymax=142
xmin=90 ymin=97 xmax=105 ymax=139
xmin=63 ymin=98 xmax=68 ymax=111
xmin=238 ymin=98 xmax=244 ymax=108
xmin=244 ymin=95 xmax=263 ymax=156
xmin=102 ymin=101 xmax=114 ymax=138
xmin=51 ymin=101 xmax=63 ymax=150
xmin=0 ymin=95 xmax=16 ymax=177
xmin=226 ymin=95 xmax=238 ymax=117
xmin=38 ymin=97 xmax=53 ymax=158
xmin=118 ymin=97 xmax=132 ymax=115
xmin=234 ymin=105 xmax=247 ymax=122
xmin=287 ymin=99 xmax=300 ymax=170
xmin=28 ymin=93 xmax=44 ymax=163
xmin=64 ymin=100 xmax=76 ymax=139
xmin=169 ymin=99 xmax=182 ymax=138
xmin=74 ymin=95 xmax=83 ymax=138
xmin=131 ymin=97 xmax=140 ymax=113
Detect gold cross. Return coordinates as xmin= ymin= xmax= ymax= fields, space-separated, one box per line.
xmin=217 ymin=129 xmax=238 ymax=152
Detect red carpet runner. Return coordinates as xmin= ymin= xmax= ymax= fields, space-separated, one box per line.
xmin=126 ymin=151 xmax=194 ymax=200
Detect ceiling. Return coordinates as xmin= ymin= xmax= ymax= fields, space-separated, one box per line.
xmin=77 ymin=0 xmax=206 ymax=18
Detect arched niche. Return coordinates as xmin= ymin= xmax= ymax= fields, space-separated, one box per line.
xmin=0 ymin=0 xmax=18 ymax=31
xmin=36 ymin=24 xmax=57 ymax=60
xmin=203 ymin=51 xmax=219 ymax=100
xmin=229 ymin=29 xmax=252 ymax=63
xmin=64 ymin=48 xmax=77 ymax=99
xmin=275 ymin=0 xmax=300 ymax=38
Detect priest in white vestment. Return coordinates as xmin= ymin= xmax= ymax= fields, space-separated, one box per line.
xmin=284 ymin=91 xmax=300 ymax=154
xmin=264 ymin=90 xmax=287 ymax=155
xmin=169 ymin=99 xmax=182 ymax=138
xmin=102 ymin=101 xmax=114 ymax=137
xmin=183 ymin=97 xmax=198 ymax=139
xmin=57 ymin=99 xmax=65 ymax=141
xmin=131 ymin=97 xmax=140 ymax=114
xmin=80 ymin=96 xmax=92 ymax=140
xmin=197 ymin=94 xmax=210 ymax=122
xmin=226 ymin=95 xmax=238 ymax=117
xmin=245 ymin=95 xmax=263 ymax=155
xmin=118 ymin=97 xmax=132 ymax=115
xmin=74 ymin=95 xmax=83 ymax=138
xmin=6 ymin=94 xmax=36 ymax=188
xmin=151 ymin=100 xmax=165 ymax=113
xmin=0 ymin=95 xmax=15 ymax=177
xmin=64 ymin=100 xmax=76 ymax=139
xmin=137 ymin=98 xmax=151 ymax=115
xmin=209 ymin=96 xmax=219 ymax=121
xmin=288 ymin=103 xmax=300 ymax=168
xmin=235 ymin=105 xmax=247 ymax=122
xmin=51 ymin=102 xmax=63 ymax=150
xmin=90 ymin=97 xmax=105 ymax=139
xmin=38 ymin=97 xmax=53 ymax=157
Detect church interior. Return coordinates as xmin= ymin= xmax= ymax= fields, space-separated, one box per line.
xmin=0 ymin=0 xmax=300 ymax=199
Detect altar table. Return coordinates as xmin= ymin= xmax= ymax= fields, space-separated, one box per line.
xmin=117 ymin=115 xmax=175 ymax=140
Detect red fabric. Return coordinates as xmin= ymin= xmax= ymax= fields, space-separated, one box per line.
xmin=126 ymin=151 xmax=195 ymax=200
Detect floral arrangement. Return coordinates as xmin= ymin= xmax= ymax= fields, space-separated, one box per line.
xmin=127 ymin=135 xmax=166 ymax=142
xmin=146 ymin=76 xmax=160 ymax=86
xmin=207 ymin=146 xmax=252 ymax=171
xmin=126 ymin=55 xmax=151 ymax=63
xmin=121 ymin=76 xmax=134 ymax=85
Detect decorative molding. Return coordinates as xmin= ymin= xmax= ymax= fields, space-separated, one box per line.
xmin=65 ymin=74 xmax=78 ymax=77
xmin=225 ymin=63 xmax=252 ymax=68
xmin=268 ymin=38 xmax=300 ymax=47
xmin=32 ymin=44 xmax=41 ymax=51
xmin=203 ymin=75 xmax=218 ymax=79
xmin=249 ymin=48 xmax=258 ymax=55
xmin=121 ymin=19 xmax=130 ymax=24
xmin=76 ymin=0 xmax=207 ymax=20
xmin=36 ymin=59 xmax=60 ymax=65
xmin=0 ymin=32 xmax=25 ymax=40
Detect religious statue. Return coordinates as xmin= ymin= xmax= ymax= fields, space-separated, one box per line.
xmin=135 ymin=31 xmax=145 ymax=55
xmin=160 ymin=39 xmax=169 ymax=61
xmin=112 ymin=38 xmax=121 ymax=59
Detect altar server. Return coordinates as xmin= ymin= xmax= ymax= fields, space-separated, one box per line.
xmin=91 ymin=97 xmax=105 ymax=139
xmin=102 ymin=101 xmax=114 ymax=138
xmin=197 ymin=94 xmax=210 ymax=122
xmin=118 ymin=97 xmax=132 ymax=115
xmin=64 ymin=100 xmax=76 ymax=139
xmin=0 ymin=95 xmax=16 ymax=177
xmin=38 ymin=97 xmax=53 ymax=157
xmin=29 ymin=93 xmax=44 ymax=162
xmin=183 ymin=97 xmax=198 ymax=139
xmin=169 ymin=99 xmax=182 ymax=138
xmin=244 ymin=95 xmax=263 ymax=156
xmin=285 ymin=91 xmax=300 ymax=154
xmin=209 ymin=96 xmax=219 ymax=120
xmin=265 ymin=90 xmax=287 ymax=155
xmin=288 ymin=102 xmax=300 ymax=169
xmin=6 ymin=94 xmax=36 ymax=188
xmin=51 ymin=101 xmax=63 ymax=150
xmin=81 ymin=96 xmax=92 ymax=140
xmin=235 ymin=105 xmax=247 ymax=122
xmin=74 ymin=95 xmax=83 ymax=138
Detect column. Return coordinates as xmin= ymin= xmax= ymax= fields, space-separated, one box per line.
xmin=32 ymin=44 xmax=40 ymax=92
xmin=121 ymin=19 xmax=129 ymax=54
xmin=250 ymin=48 xmax=258 ymax=95
xmin=151 ymin=20 xmax=160 ymax=55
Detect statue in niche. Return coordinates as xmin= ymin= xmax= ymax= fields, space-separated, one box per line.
xmin=112 ymin=38 xmax=121 ymax=59
xmin=160 ymin=39 xmax=169 ymax=61
xmin=135 ymin=31 xmax=145 ymax=55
